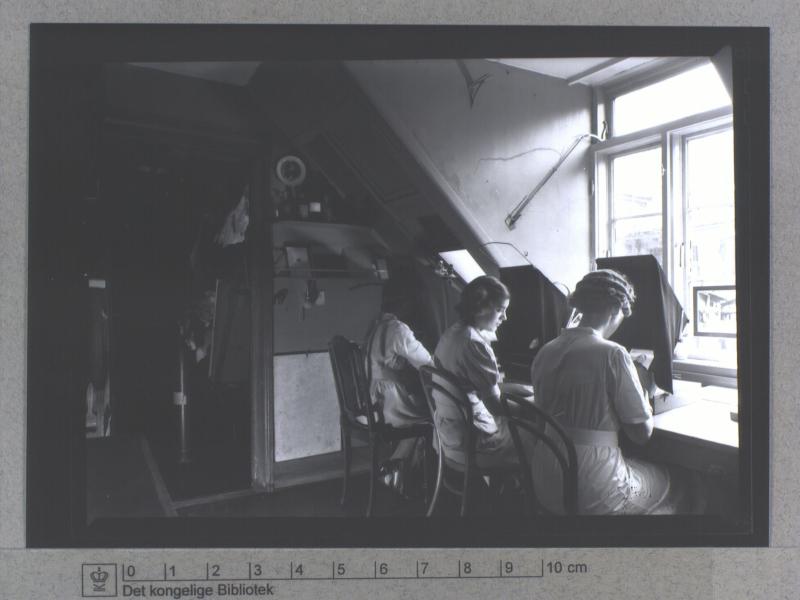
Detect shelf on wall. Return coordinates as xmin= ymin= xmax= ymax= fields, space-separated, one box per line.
xmin=271 ymin=220 xmax=389 ymax=252
xmin=273 ymin=267 xmax=383 ymax=280
xmin=272 ymin=220 xmax=390 ymax=279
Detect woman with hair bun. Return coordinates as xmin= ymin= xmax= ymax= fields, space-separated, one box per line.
xmin=530 ymin=268 xmax=672 ymax=514
xmin=433 ymin=275 xmax=533 ymax=469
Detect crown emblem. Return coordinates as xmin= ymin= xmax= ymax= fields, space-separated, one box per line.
xmin=90 ymin=566 xmax=109 ymax=591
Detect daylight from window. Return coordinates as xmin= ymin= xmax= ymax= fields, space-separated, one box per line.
xmin=600 ymin=61 xmax=736 ymax=368
xmin=613 ymin=63 xmax=731 ymax=136
xmin=439 ymin=249 xmax=486 ymax=283
xmin=680 ymin=127 xmax=736 ymax=365
xmin=610 ymin=147 xmax=663 ymax=265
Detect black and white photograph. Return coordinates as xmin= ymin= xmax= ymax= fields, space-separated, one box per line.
xmin=25 ymin=24 xmax=769 ymax=548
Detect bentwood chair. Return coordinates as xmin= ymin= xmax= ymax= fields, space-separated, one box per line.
xmin=500 ymin=393 xmax=578 ymax=516
xmin=328 ymin=335 xmax=432 ymax=517
xmin=418 ymin=365 xmax=521 ymax=517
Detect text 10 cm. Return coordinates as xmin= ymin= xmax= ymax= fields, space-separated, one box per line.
xmin=546 ymin=561 xmax=589 ymax=575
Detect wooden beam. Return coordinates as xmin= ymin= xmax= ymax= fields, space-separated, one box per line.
xmin=250 ymin=153 xmax=274 ymax=491
xmin=566 ymin=58 xmax=628 ymax=86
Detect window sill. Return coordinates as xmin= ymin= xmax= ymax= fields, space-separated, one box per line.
xmin=673 ymin=358 xmax=737 ymax=388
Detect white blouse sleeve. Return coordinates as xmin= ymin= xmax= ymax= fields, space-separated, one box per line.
xmin=610 ymin=346 xmax=652 ymax=425
xmin=463 ymin=337 xmax=502 ymax=402
xmin=393 ymin=322 xmax=433 ymax=370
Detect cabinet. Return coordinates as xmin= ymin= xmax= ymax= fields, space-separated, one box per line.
xmin=268 ymin=221 xmax=385 ymax=487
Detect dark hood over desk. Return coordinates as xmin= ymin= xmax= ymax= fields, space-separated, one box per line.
xmin=597 ymin=255 xmax=689 ymax=394
xmin=495 ymin=265 xmax=570 ymax=382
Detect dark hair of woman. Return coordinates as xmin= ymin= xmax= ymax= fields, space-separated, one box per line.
xmin=455 ymin=275 xmax=510 ymax=326
xmin=380 ymin=269 xmax=423 ymax=325
xmin=569 ymin=269 xmax=636 ymax=319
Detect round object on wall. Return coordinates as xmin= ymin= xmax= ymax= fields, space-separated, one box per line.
xmin=275 ymin=155 xmax=307 ymax=187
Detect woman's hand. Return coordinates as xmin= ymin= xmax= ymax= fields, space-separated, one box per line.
xmin=634 ymin=362 xmax=657 ymax=398
xmin=500 ymin=381 xmax=534 ymax=399
xmin=622 ymin=416 xmax=654 ymax=445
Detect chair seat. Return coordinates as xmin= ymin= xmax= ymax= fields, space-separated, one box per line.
xmin=330 ymin=335 xmax=433 ymax=517
xmin=354 ymin=412 xmax=380 ymax=426
xmin=440 ymin=452 xmax=520 ymax=475
xmin=351 ymin=415 xmax=430 ymax=439
xmin=377 ymin=422 xmax=432 ymax=440
xmin=419 ymin=365 xmax=526 ymax=517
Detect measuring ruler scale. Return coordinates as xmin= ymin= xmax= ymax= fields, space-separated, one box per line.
xmin=81 ymin=556 xmax=591 ymax=597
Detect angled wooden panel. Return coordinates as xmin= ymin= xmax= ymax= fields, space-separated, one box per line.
xmin=324 ymin=95 xmax=418 ymax=203
xmin=273 ymin=352 xmax=341 ymax=462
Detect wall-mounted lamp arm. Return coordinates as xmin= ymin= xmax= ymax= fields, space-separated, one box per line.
xmin=504 ymin=133 xmax=601 ymax=230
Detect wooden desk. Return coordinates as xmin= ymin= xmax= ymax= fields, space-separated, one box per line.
xmin=654 ymin=399 xmax=738 ymax=449
xmin=633 ymin=398 xmax=739 ymax=477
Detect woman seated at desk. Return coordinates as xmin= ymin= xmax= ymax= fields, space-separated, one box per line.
xmin=530 ymin=269 xmax=674 ymax=515
xmin=365 ymin=278 xmax=434 ymax=495
xmin=433 ymin=275 xmax=534 ymax=469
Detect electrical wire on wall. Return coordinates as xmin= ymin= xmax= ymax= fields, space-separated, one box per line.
xmin=480 ymin=240 xmax=571 ymax=297
xmin=480 ymin=240 xmax=534 ymax=267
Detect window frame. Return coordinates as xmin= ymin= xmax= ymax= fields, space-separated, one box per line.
xmin=673 ymin=119 xmax=737 ymax=306
xmin=601 ymin=56 xmax=720 ymax=138
xmin=592 ymin=93 xmax=734 ymax=386
xmin=605 ymin=141 xmax=665 ymax=268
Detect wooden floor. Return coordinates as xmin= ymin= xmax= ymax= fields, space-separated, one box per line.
xmin=147 ymin=437 xmax=251 ymax=501
xmin=174 ymin=467 xmax=737 ymax=519
xmin=175 ymin=472 xmax=517 ymax=518
xmin=87 ymin=435 xmax=176 ymax=520
xmin=88 ymin=436 xmax=737 ymax=520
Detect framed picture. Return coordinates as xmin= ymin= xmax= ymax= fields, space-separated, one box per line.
xmin=694 ymin=285 xmax=737 ymax=338
xmin=285 ymin=246 xmax=311 ymax=270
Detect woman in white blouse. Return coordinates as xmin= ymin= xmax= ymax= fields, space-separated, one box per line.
xmin=530 ymin=269 xmax=672 ymax=514
xmin=365 ymin=280 xmax=434 ymax=494
xmin=433 ymin=275 xmax=533 ymax=469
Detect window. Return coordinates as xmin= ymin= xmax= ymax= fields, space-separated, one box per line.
xmin=612 ymin=63 xmax=731 ymax=136
xmin=679 ymin=126 xmax=736 ymax=366
xmin=438 ymin=249 xmax=485 ymax=283
xmin=609 ymin=146 xmax=664 ymax=264
xmin=594 ymin=60 xmax=735 ymax=373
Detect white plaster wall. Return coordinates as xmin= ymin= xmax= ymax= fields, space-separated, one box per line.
xmin=348 ymin=59 xmax=593 ymax=289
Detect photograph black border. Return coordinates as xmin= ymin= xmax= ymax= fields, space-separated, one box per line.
xmin=27 ymin=24 xmax=769 ymax=548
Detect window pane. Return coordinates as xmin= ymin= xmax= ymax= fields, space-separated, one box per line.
xmin=438 ymin=250 xmax=485 ymax=283
xmin=613 ymin=63 xmax=731 ymax=136
xmin=610 ymin=147 xmax=663 ymax=264
xmin=686 ymin=129 xmax=736 ymax=285
xmin=681 ymin=127 xmax=737 ymax=365
xmin=611 ymin=148 xmax=662 ymax=218
xmin=612 ymin=215 xmax=663 ymax=264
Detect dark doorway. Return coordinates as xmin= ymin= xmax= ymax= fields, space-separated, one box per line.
xmin=93 ymin=132 xmax=253 ymax=501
